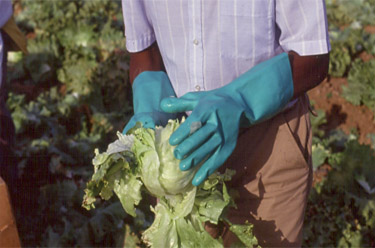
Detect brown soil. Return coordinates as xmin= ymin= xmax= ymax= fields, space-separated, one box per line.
xmin=364 ymin=25 xmax=375 ymax=34
xmin=308 ymin=75 xmax=375 ymax=185
xmin=308 ymin=77 xmax=375 ymax=145
xmin=309 ymin=24 xmax=375 ymax=140
xmin=309 ymin=25 xmax=375 ymax=145
xmin=312 ymin=163 xmax=332 ymax=186
xmin=359 ymin=51 xmax=375 ymax=62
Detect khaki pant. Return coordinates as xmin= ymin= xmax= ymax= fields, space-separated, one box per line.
xmin=208 ymin=94 xmax=313 ymax=247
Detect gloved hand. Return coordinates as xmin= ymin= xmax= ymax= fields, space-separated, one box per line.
xmin=160 ymin=53 xmax=294 ymax=186
xmin=123 ymin=71 xmax=179 ymax=134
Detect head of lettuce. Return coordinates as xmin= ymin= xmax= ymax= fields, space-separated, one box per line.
xmin=82 ymin=119 xmax=258 ymax=248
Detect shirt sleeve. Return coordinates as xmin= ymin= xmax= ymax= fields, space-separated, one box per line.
xmin=275 ymin=0 xmax=331 ymax=56
xmin=121 ymin=0 xmax=156 ymax=52
xmin=0 ymin=0 xmax=13 ymax=28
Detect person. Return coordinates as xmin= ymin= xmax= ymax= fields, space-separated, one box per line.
xmin=0 ymin=0 xmax=27 ymax=192
xmin=121 ymin=1 xmax=330 ymax=246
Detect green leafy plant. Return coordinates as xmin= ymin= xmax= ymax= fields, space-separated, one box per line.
xmin=342 ymin=59 xmax=375 ymax=110
xmin=326 ymin=0 xmax=375 ymax=27
xmin=304 ymin=134 xmax=375 ymax=247
xmin=6 ymin=1 xmax=133 ymax=246
xmin=83 ymin=120 xmax=259 ymax=247
xmin=328 ymin=44 xmax=352 ymax=77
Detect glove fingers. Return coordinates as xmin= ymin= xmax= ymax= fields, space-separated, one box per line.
xmin=143 ymin=120 xmax=156 ymax=129
xmin=174 ymin=123 xmax=216 ymax=160
xmin=192 ymin=148 xmax=222 ymax=186
xmin=160 ymin=96 xmax=197 ymax=113
xmin=169 ymin=118 xmax=192 ymax=146
xmin=193 ymin=133 xmax=239 ymax=186
xmin=122 ymin=114 xmax=155 ymax=134
xmin=169 ymin=104 xmax=213 ymax=146
xmin=179 ymin=91 xmax=210 ymax=100
xmin=179 ymin=133 xmax=221 ymax=172
xmin=122 ymin=118 xmax=136 ymax=134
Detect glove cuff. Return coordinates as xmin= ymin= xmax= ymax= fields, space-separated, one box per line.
xmin=227 ymin=53 xmax=294 ymax=125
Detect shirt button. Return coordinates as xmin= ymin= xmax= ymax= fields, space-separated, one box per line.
xmin=195 ymin=85 xmax=201 ymax=91
xmin=193 ymin=39 xmax=199 ymax=45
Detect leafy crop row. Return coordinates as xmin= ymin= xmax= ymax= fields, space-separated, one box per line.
xmin=4 ymin=0 xmax=375 ymax=247
xmin=6 ymin=0 xmax=138 ymax=246
xmin=304 ymin=127 xmax=375 ymax=247
xmin=326 ymin=0 xmax=375 ymax=112
xmin=302 ymin=1 xmax=375 ymax=246
xmin=304 ymin=106 xmax=375 ymax=247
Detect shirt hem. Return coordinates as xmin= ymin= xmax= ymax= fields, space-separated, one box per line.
xmin=125 ymin=33 xmax=156 ymax=53
xmin=281 ymin=39 xmax=331 ymax=56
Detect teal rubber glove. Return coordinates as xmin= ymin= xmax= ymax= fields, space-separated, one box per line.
xmin=123 ymin=71 xmax=178 ymax=134
xmin=160 ymin=53 xmax=294 ymax=186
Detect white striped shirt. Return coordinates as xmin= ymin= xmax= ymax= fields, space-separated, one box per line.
xmin=122 ymin=0 xmax=331 ymax=97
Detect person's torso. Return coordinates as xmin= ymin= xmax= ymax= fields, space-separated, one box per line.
xmin=142 ymin=0 xmax=282 ymax=97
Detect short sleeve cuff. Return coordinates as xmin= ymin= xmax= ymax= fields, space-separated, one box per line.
xmin=125 ymin=32 xmax=156 ymax=53
xmin=281 ymin=39 xmax=331 ymax=56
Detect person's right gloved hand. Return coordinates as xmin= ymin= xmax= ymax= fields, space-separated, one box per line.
xmin=122 ymin=71 xmax=179 ymax=134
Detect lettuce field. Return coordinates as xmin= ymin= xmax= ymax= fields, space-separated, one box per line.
xmin=4 ymin=0 xmax=375 ymax=247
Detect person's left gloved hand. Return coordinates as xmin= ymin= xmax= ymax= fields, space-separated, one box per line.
xmin=160 ymin=53 xmax=294 ymax=186
xmin=122 ymin=71 xmax=180 ymax=134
